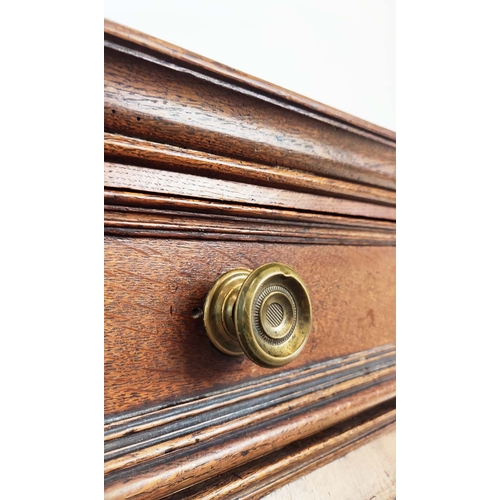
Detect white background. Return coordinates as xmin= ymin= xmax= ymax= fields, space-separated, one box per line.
xmin=104 ymin=0 xmax=396 ymax=131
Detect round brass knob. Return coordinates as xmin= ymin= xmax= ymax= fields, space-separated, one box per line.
xmin=203 ymin=263 xmax=312 ymax=368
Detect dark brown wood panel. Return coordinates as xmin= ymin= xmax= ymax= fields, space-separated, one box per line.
xmin=104 ymin=20 xmax=395 ymax=143
xmin=104 ymin=163 xmax=396 ymax=220
xmin=105 ymin=237 xmax=395 ymax=417
xmin=105 ymin=133 xmax=395 ymax=205
xmin=104 ymin=345 xmax=394 ymax=498
xmin=104 ymin=45 xmax=396 ymax=190
xmin=164 ymin=404 xmax=396 ymax=500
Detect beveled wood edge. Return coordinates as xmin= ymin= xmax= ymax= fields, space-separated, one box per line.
xmin=104 ymin=377 xmax=395 ymax=500
xmin=104 ymin=163 xmax=396 ymax=221
xmin=164 ymin=404 xmax=396 ymax=500
xmin=105 ymin=133 xmax=395 ymax=206
xmin=105 ymin=344 xmax=394 ymax=430
xmin=104 ymin=368 xmax=395 ymax=474
xmin=105 ymin=20 xmax=395 ymax=191
xmin=105 ymin=59 xmax=395 ymax=190
xmin=104 ymin=207 xmax=396 ymax=246
xmin=104 ymin=347 xmax=395 ymax=469
xmin=104 ymin=346 xmax=395 ymax=499
xmin=104 ymin=190 xmax=396 ymax=231
xmin=104 ymin=20 xmax=396 ymax=143
xmin=104 ymin=227 xmax=395 ymax=246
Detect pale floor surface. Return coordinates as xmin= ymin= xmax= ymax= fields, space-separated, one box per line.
xmin=263 ymin=428 xmax=395 ymax=500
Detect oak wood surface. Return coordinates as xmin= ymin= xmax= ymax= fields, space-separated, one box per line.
xmin=104 ymin=32 xmax=396 ymax=190
xmin=104 ymin=380 xmax=395 ymax=500
xmin=104 ymin=342 xmax=394 ymax=498
xmin=104 ymin=20 xmax=395 ymax=143
xmin=105 ymin=345 xmax=393 ymax=433
xmin=104 ymin=206 xmax=395 ymax=246
xmin=105 ymin=190 xmax=396 ymax=232
xmin=105 ymin=133 xmax=395 ymax=205
xmin=105 ymin=346 xmax=395 ymax=471
xmin=105 ymin=163 xmax=395 ymax=221
xmin=165 ymin=404 xmax=395 ymax=500
xmin=104 ymin=20 xmax=396 ymax=500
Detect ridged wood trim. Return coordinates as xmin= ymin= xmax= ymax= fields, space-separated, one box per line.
xmin=105 ymin=366 xmax=394 ymax=475
xmin=105 ymin=133 xmax=395 ymax=206
xmin=104 ymin=190 xmax=396 ymax=231
xmin=104 ymin=207 xmax=395 ymax=245
xmin=104 ymin=378 xmax=395 ymax=500
xmin=104 ymin=20 xmax=395 ymax=143
xmin=105 ymin=228 xmax=394 ymax=246
xmin=105 ymin=344 xmax=394 ymax=433
xmin=104 ymin=163 xmax=396 ymax=221
xmin=164 ymin=405 xmax=396 ymax=500
xmin=104 ymin=346 xmax=394 ymax=474
xmin=104 ymin=34 xmax=395 ymax=190
xmin=104 ymin=22 xmax=397 ymax=500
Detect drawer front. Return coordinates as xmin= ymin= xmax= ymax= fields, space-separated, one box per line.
xmin=105 ymin=237 xmax=395 ymax=417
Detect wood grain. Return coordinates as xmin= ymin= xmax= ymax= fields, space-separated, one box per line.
xmin=105 ymin=133 xmax=395 ymax=205
xmin=105 ymin=344 xmax=393 ymax=431
xmin=105 ymin=370 xmax=395 ymax=476
xmin=259 ymin=416 xmax=395 ymax=500
xmin=104 ymin=42 xmax=396 ymax=190
xmin=105 ymin=237 xmax=395 ymax=417
xmin=104 ymin=20 xmax=396 ymax=500
xmin=104 ymin=206 xmax=395 ymax=245
xmin=104 ymin=163 xmax=396 ymax=220
xmin=104 ymin=20 xmax=395 ymax=143
xmin=104 ymin=376 xmax=394 ymax=476
xmin=104 ymin=190 xmax=396 ymax=232
xmin=104 ymin=347 xmax=394 ymax=498
xmin=164 ymin=404 xmax=395 ymax=500
xmin=104 ymin=347 xmax=394 ymax=473
xmin=104 ymin=380 xmax=395 ymax=500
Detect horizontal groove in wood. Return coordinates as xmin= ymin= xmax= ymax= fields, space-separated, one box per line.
xmin=104 ymin=207 xmax=395 ymax=246
xmin=104 ymin=363 xmax=395 ymax=474
xmin=104 ymin=133 xmax=395 ymax=206
xmin=104 ymin=377 xmax=395 ymax=500
xmin=104 ymin=369 xmax=395 ymax=475
xmin=165 ymin=405 xmax=396 ymax=500
xmin=105 ymin=20 xmax=395 ymax=144
xmin=104 ymin=348 xmax=394 ymax=453
xmin=104 ymin=190 xmax=396 ymax=232
xmin=104 ymin=206 xmax=394 ymax=234
xmin=105 ymin=228 xmax=396 ymax=246
xmin=104 ymin=163 xmax=396 ymax=221
xmin=104 ymin=344 xmax=394 ymax=434
xmin=104 ymin=45 xmax=395 ymax=191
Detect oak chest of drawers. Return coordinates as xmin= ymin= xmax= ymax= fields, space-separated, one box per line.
xmin=104 ymin=20 xmax=396 ymax=500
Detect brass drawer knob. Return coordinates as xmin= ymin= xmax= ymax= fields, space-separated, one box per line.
xmin=204 ymin=263 xmax=312 ymax=368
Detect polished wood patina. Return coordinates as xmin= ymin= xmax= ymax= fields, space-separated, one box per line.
xmin=104 ymin=19 xmax=395 ymax=500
